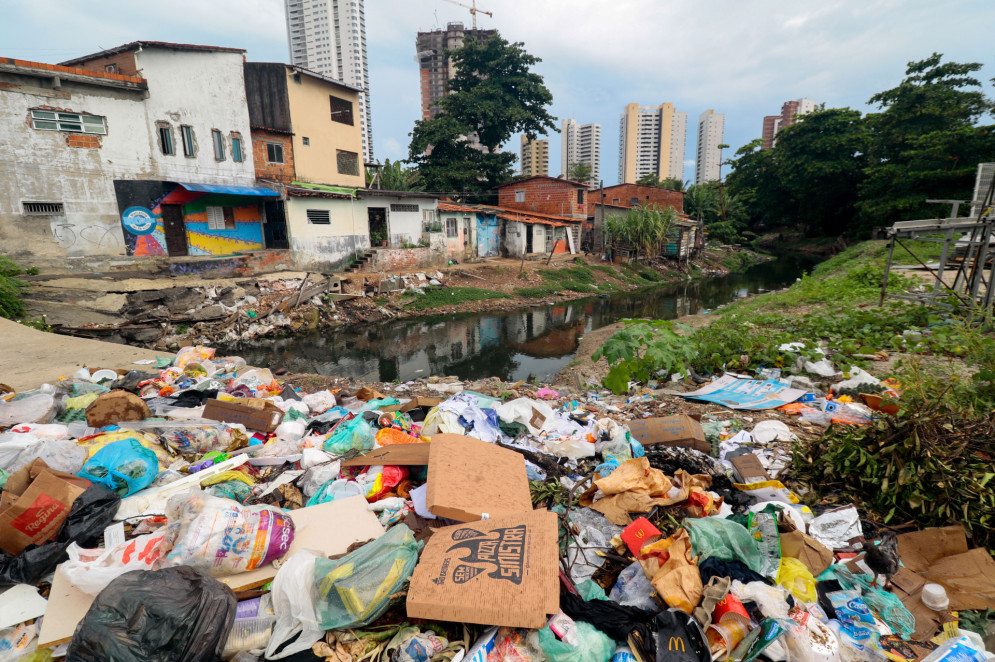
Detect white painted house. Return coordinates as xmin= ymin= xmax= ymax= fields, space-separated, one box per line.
xmin=0 ymin=42 xmax=274 ymax=261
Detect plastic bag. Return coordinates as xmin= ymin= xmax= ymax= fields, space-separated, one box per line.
xmin=163 ymin=493 xmax=295 ymax=576
xmin=313 ymin=524 xmax=421 ymax=629
xmin=0 ymin=484 xmax=121 ymax=585
xmin=175 ymin=345 xmax=216 ymax=368
xmin=66 ymin=565 xmax=236 ymax=662
xmin=610 ymin=561 xmax=661 ymax=612
xmin=685 ymin=517 xmax=765 ymax=575
xmin=121 ymin=420 xmax=237 ymax=456
xmin=60 ymin=530 xmax=167 ymax=595
xmin=0 ymin=394 xmax=58 ymax=426
xmin=537 ymin=620 xmax=614 ymax=662
xmin=323 ymin=416 xmax=375 ymax=455
xmin=299 ymin=461 xmax=341 ymax=498
xmin=265 ymin=551 xmax=323 ymax=660
xmin=302 ymin=390 xmax=336 ymax=414
xmin=776 ymin=557 xmax=817 ymax=603
xmin=306 ymin=478 xmax=364 ymax=506
xmin=495 ymin=398 xmax=556 ymax=435
xmin=730 ymin=580 xmax=791 ymax=620
xmin=78 ymin=438 xmax=159 ymax=496
xmin=0 ymin=621 xmax=38 ymax=662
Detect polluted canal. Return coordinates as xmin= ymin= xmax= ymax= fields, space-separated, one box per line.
xmin=223 ymin=253 xmax=817 ymax=383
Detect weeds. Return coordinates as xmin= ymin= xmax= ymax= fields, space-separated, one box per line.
xmin=593 ymin=319 xmax=696 ymax=394
xmin=514 ymin=284 xmax=560 ymax=298
xmin=0 ymin=257 xmax=29 ymax=319
xmin=403 ymin=287 xmax=509 ymax=311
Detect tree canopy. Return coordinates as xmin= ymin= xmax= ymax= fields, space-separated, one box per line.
xmin=567 ymin=162 xmax=594 ymax=184
xmin=408 ymin=33 xmax=557 ymax=196
xmin=725 ymin=53 xmax=995 ymax=240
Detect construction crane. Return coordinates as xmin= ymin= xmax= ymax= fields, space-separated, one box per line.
xmin=441 ymin=0 xmax=492 ymax=30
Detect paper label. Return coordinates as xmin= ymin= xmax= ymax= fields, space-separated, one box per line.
xmin=9 ymin=493 xmax=67 ymax=539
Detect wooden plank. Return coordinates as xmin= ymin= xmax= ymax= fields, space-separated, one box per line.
xmin=37 ymin=495 xmax=384 ymax=649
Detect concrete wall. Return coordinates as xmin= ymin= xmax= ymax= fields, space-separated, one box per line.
xmin=135 ymin=48 xmax=256 ymax=186
xmin=285 ymin=69 xmax=365 ymax=188
xmin=439 ymin=211 xmax=477 ymax=261
xmin=0 ymin=47 xmax=258 ymax=260
xmin=361 ymin=195 xmax=437 ymax=247
xmin=286 ymin=195 xmax=369 ymax=271
xmin=367 ymin=246 xmax=445 ymax=271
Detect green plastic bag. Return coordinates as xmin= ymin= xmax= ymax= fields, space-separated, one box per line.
xmin=685 ymin=517 xmax=764 ymax=575
xmin=537 ymin=620 xmax=614 ymax=662
xmin=322 ymin=416 xmax=375 ymax=455
xmin=313 ymin=523 xmax=422 ymax=629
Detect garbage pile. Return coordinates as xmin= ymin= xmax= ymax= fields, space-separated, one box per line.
xmin=0 ymin=345 xmax=993 ymax=662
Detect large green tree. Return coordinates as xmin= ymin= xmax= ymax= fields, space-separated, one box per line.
xmin=858 ymin=54 xmax=995 ymax=232
xmin=408 ymin=33 xmax=557 ymax=195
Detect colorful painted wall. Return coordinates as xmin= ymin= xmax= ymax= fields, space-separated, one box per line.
xmin=117 ymin=182 xmax=263 ymax=256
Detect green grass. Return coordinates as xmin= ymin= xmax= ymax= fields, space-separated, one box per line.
xmin=514 ymin=284 xmax=560 ymax=298
xmin=403 ymin=287 xmax=509 ymax=310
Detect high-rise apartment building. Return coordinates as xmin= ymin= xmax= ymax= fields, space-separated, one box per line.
xmin=695 ymin=109 xmax=725 ymax=185
xmin=561 ymin=119 xmax=601 ymax=185
xmin=520 ymin=136 xmax=549 ymax=177
xmin=416 ymin=22 xmax=496 ymax=121
xmin=617 ymin=103 xmax=686 ymax=185
xmin=285 ymin=0 xmax=373 ymax=163
xmin=762 ymin=97 xmax=817 ymax=149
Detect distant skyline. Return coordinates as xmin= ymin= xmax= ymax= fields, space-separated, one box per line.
xmin=2 ymin=0 xmax=994 ymax=187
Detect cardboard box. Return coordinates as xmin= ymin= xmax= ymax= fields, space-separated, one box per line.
xmin=425 ymin=434 xmax=532 ymax=522
xmin=202 ymin=398 xmax=284 ymax=432
xmin=626 ymin=415 xmax=709 ymax=453
xmin=729 ymin=453 xmax=771 ymax=483
xmin=406 ymin=510 xmax=559 ymax=628
xmin=84 ymin=390 xmax=151 ymax=427
xmin=0 ymin=470 xmax=86 ymax=555
xmin=4 ymin=459 xmax=91 ymax=497
xmin=341 ymin=444 xmax=432 ymax=467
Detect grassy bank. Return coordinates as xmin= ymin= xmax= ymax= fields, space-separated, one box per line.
xmin=592 ymin=240 xmax=995 ymax=546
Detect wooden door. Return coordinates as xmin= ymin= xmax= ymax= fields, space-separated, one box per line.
xmin=161 ymin=204 xmax=188 ymax=256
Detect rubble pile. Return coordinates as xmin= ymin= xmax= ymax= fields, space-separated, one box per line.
xmin=0 ymin=345 xmax=992 ymax=662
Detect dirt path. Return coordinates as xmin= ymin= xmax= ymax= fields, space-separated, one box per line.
xmin=0 ymin=318 xmax=171 ymax=392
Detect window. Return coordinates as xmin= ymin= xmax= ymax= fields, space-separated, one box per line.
xmin=266 ymin=143 xmax=284 ymax=164
xmin=211 ymin=129 xmax=225 ymax=161
xmin=157 ymin=123 xmax=174 ymax=155
xmin=302 ymin=136 xmax=310 ymax=146
xmin=231 ymin=132 xmax=244 ymax=162
xmin=329 ymin=95 xmax=354 ymax=125
xmin=104 ymin=63 xmax=118 ymax=73
xmin=180 ymin=125 xmax=195 ymax=157
xmin=336 ymin=149 xmax=359 ymax=176
xmin=23 ymin=201 xmax=63 ymax=215
xmin=630 ymin=197 xmax=638 ymax=206
xmin=306 ymin=209 xmax=330 ymax=225
xmin=577 ymin=190 xmax=584 ymax=204
xmin=206 ymin=206 xmax=237 ymax=230
xmin=390 ymin=203 xmax=418 ymax=213
xmin=515 ymin=190 xmax=525 ymax=203
xmin=30 ymin=109 xmax=106 ymax=134
xmin=446 ymin=217 xmax=458 ymax=238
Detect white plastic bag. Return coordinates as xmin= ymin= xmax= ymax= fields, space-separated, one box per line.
xmin=60 ymin=530 xmax=167 ymax=595
xmin=0 ymin=394 xmax=57 ymax=426
xmin=265 ymin=551 xmax=323 ymax=660
xmin=495 ymin=398 xmax=556 ymax=435
xmin=834 ymin=367 xmax=880 ymax=392
xmin=162 ymin=492 xmax=295 ymax=576
xmin=299 ymin=460 xmax=342 ymax=498
xmin=301 ymin=390 xmax=336 ymax=415
xmin=609 ymin=561 xmax=660 ymax=612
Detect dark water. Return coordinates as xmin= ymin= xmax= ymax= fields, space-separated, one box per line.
xmin=224 ymin=254 xmax=817 ymax=383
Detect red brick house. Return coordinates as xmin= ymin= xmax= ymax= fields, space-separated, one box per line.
xmin=588 ymin=183 xmax=684 ymax=214
xmin=494 ymin=175 xmax=590 ymax=219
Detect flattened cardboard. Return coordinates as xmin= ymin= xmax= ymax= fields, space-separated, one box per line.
xmin=729 ymin=453 xmax=771 ymax=483
xmin=341 ymin=443 xmax=431 ymax=467
xmin=406 ymin=510 xmax=559 ymax=628
xmin=626 ymin=415 xmax=709 ymax=453
xmin=425 ymin=433 xmax=532 ymax=522
xmin=890 ymin=567 xmax=955 ymax=642
xmin=921 ymin=547 xmax=995 ymax=610
xmin=202 ymin=398 xmax=284 ymax=432
xmin=38 ymin=495 xmax=385 ymax=649
xmin=897 ymin=525 xmax=969 ymax=573
xmin=4 ymin=459 xmax=91 ymax=496
xmin=0 ymin=470 xmax=86 ymax=555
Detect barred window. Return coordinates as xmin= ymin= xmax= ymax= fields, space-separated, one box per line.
xmin=390 ymin=203 xmax=418 ymax=213
xmin=336 ymin=149 xmax=359 ymax=176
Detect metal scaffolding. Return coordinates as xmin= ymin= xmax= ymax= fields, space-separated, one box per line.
xmin=880 ymin=163 xmax=995 ymax=320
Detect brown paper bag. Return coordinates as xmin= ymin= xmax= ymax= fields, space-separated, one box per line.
xmin=0 ymin=470 xmax=86 ymax=555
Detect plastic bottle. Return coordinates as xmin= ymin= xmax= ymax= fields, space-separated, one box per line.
xmin=612 ymin=644 xmax=637 ymax=662
xmin=919 ymin=636 xmax=994 ymax=662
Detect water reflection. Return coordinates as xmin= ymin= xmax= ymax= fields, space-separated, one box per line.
xmin=225 ymin=253 xmax=817 ymax=382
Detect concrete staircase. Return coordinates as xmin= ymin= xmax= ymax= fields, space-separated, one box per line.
xmin=344 ymin=249 xmax=376 ymax=273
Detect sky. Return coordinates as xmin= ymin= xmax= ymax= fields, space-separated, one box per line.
xmin=3 ymin=0 xmax=994 ymax=186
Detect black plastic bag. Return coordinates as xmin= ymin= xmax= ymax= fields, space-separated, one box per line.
xmin=0 ymin=483 xmax=120 ymax=585
xmin=67 ymin=566 xmax=237 ymax=662
xmin=654 ymin=608 xmax=710 ymax=662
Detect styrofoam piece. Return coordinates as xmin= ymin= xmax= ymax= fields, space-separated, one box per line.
xmin=115 ymin=455 xmax=249 ymax=520
xmin=0 ymin=584 xmax=47 ymax=629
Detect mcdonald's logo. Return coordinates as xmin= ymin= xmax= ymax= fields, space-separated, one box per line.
xmin=668 ymin=636 xmax=686 ymax=652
